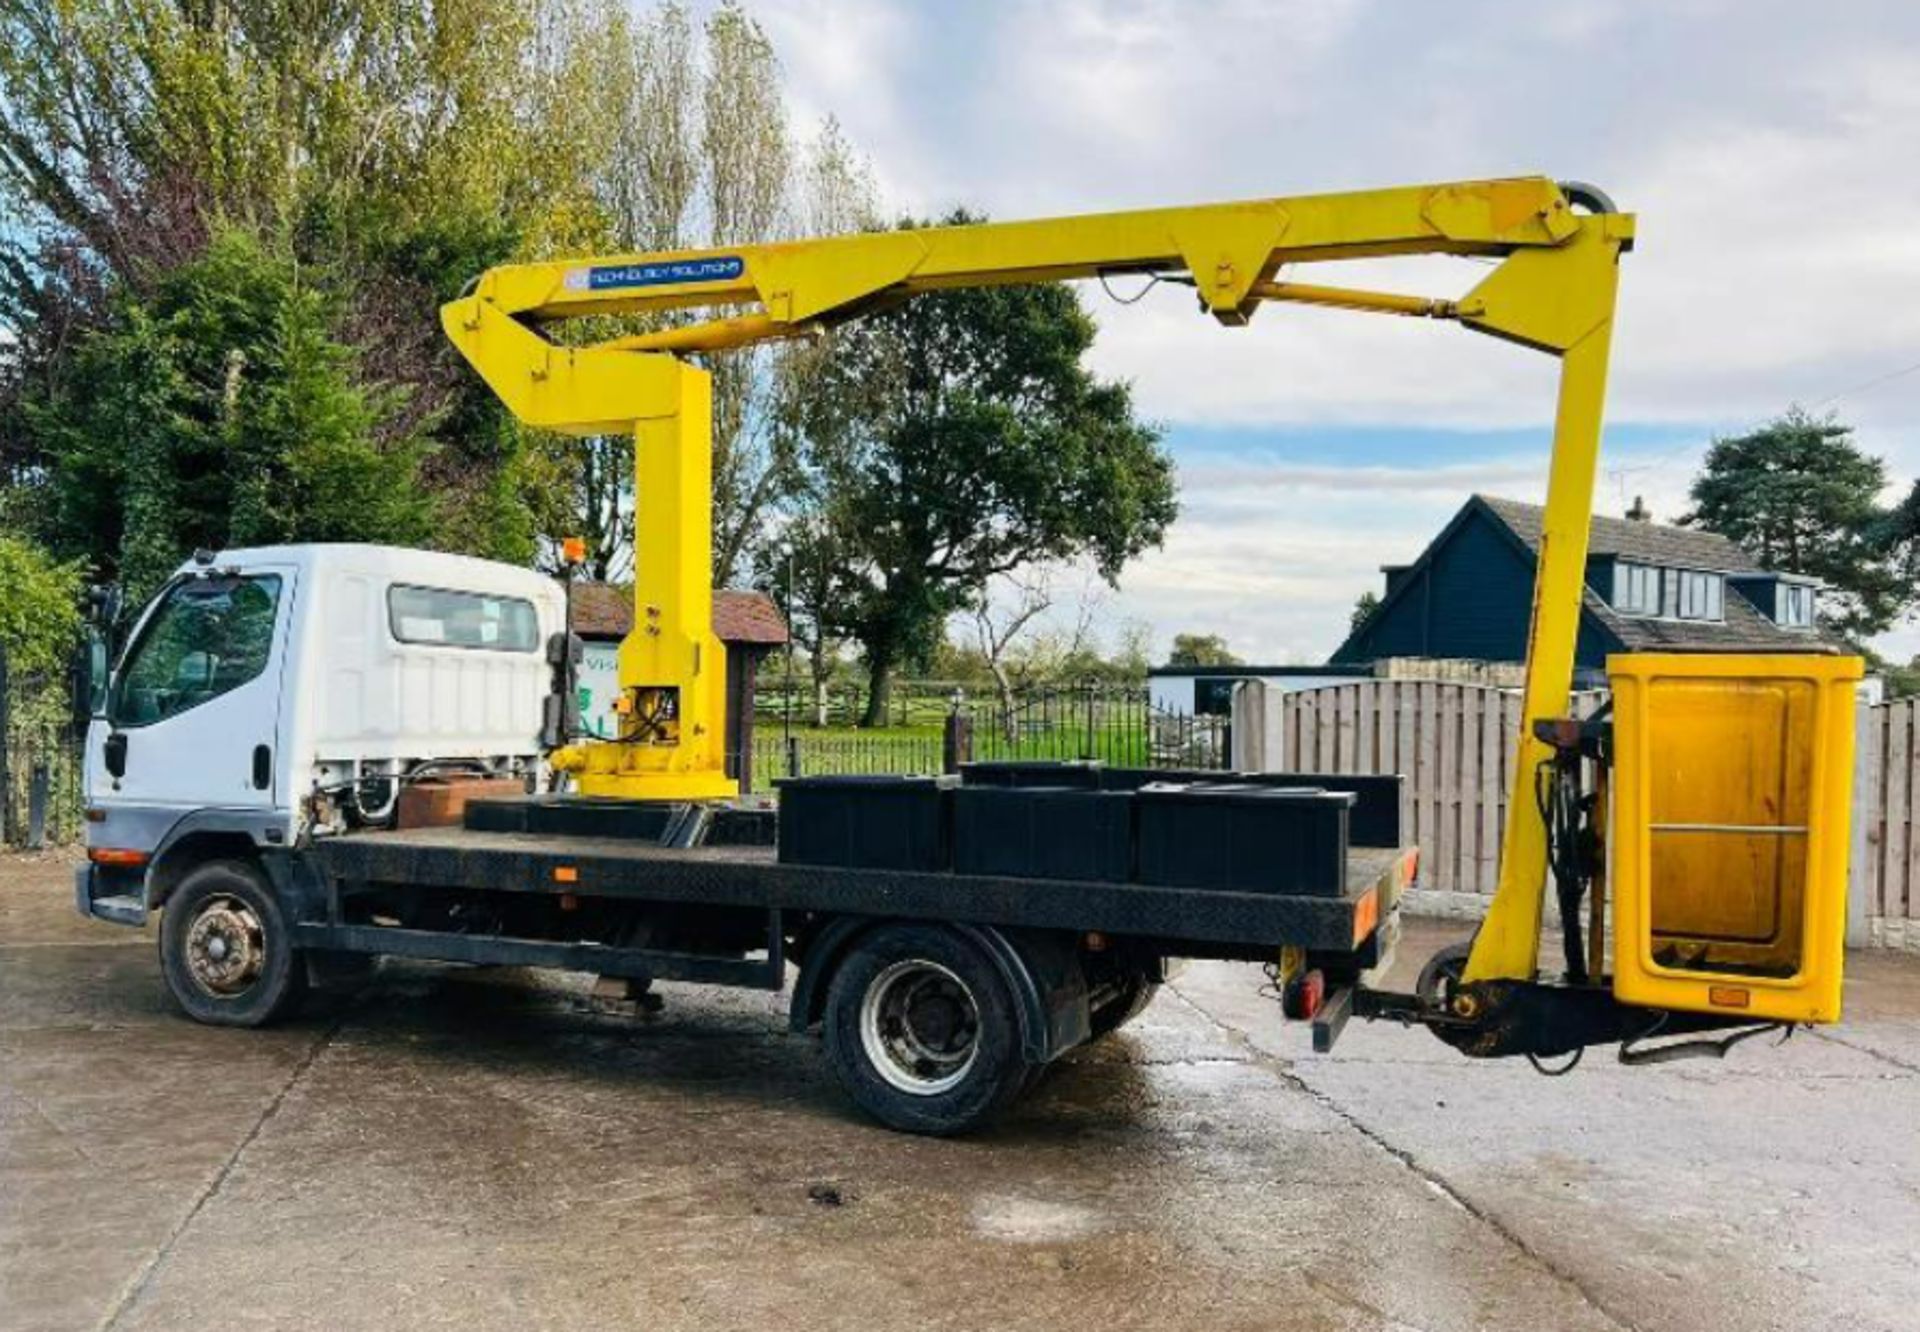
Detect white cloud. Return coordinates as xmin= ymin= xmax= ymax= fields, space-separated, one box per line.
xmin=749 ymin=0 xmax=1920 ymax=663
xmin=764 ymin=0 xmax=1920 ymax=431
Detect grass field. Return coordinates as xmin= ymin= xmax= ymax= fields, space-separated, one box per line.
xmin=747 ymin=718 xmax=1224 ymax=791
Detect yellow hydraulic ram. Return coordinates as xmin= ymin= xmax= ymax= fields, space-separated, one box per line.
xmin=445 ymin=175 xmax=1670 ymax=996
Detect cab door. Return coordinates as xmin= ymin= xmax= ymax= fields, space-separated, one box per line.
xmin=92 ymin=567 xmax=298 ymax=814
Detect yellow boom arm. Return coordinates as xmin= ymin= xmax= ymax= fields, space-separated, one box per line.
xmin=443 ymin=175 xmax=1635 ymax=984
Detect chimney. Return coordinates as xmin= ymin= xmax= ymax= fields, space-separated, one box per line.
xmin=1625 ymin=495 xmax=1651 ymax=523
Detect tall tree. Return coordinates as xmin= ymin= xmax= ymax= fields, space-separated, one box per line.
xmin=0 ymin=0 xmax=872 ymax=595
xmin=761 ymin=508 xmax=855 ymax=728
xmin=794 ymin=219 xmax=1177 ymax=726
xmin=1683 ymin=408 xmax=1907 ymax=640
xmin=522 ymin=6 xmax=861 ymax=582
xmin=32 ymin=229 xmax=433 ymax=598
xmin=1167 ymin=634 xmax=1240 ymax=667
xmin=1350 ymin=591 xmax=1381 ymax=633
xmin=0 ymin=0 xmax=586 ymax=575
xmin=971 ymin=571 xmax=1053 ymax=735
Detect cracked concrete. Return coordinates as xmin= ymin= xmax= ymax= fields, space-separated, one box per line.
xmin=3 ymin=853 xmax=1917 ymax=1332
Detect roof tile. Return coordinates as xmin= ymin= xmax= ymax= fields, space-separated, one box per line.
xmin=1477 ymin=495 xmax=1765 ymax=573
xmin=1476 ymin=496 xmax=1832 ymax=653
xmin=567 ymin=582 xmax=789 ymax=645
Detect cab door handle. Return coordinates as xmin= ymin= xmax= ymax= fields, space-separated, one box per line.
xmin=252 ymin=744 xmax=272 ymax=790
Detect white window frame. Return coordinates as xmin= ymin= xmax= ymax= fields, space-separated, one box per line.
xmin=1612 ymin=561 xmax=1662 ymax=616
xmin=1779 ymin=583 xmax=1816 ymax=628
xmin=387 ymin=583 xmax=541 ymax=652
xmin=1674 ymin=569 xmax=1724 ymax=622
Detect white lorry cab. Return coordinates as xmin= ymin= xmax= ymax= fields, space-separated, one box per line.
xmin=77 ymin=544 xmax=565 ymax=927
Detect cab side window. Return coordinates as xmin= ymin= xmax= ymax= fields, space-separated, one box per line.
xmin=111 ymin=576 xmax=283 ymax=727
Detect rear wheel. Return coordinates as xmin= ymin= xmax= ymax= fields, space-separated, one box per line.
xmin=159 ymin=860 xmax=308 ymax=1027
xmin=822 ymin=924 xmax=1030 ymax=1135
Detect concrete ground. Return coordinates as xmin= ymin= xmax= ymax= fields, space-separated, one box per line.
xmin=3 ymin=851 xmax=1918 ymax=1332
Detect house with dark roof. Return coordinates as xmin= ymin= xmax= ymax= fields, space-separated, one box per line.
xmin=569 ymin=583 xmax=789 ymax=789
xmin=1331 ymin=496 xmax=1828 ymax=683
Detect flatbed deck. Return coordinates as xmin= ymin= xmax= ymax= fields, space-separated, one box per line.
xmin=313 ymin=826 xmax=1411 ymax=954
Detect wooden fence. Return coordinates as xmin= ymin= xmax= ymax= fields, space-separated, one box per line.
xmin=1249 ymin=679 xmax=1919 ymax=948
xmin=1852 ymin=698 xmax=1919 ymax=949
xmin=1257 ymin=680 xmax=1595 ymax=897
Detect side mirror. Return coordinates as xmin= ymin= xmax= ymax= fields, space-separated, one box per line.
xmin=83 ymin=631 xmax=110 ymax=719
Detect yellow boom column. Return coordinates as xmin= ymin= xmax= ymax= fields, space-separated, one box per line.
xmin=566 ymin=360 xmax=734 ymax=799
xmin=437 ymin=297 xmax=736 ymax=800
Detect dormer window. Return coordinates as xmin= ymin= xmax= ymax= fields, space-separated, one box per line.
xmin=1674 ymin=570 xmax=1723 ymax=621
xmin=1614 ymin=562 xmax=1661 ymax=615
xmin=1779 ymin=583 xmax=1816 ymax=628
xmin=1611 ymin=562 xmax=1724 ymax=621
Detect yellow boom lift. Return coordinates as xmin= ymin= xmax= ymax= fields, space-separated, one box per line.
xmin=444 ymin=176 xmax=1861 ymax=1061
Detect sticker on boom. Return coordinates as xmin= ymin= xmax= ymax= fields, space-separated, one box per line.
xmin=565 ymin=256 xmax=746 ymax=292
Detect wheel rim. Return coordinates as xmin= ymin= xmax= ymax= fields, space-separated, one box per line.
xmin=859 ymin=959 xmax=981 ymax=1096
xmin=184 ymin=894 xmax=268 ymax=997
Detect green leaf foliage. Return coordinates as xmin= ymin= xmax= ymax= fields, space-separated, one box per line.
xmin=1683 ymin=408 xmax=1908 ymax=641
xmin=0 ymin=535 xmax=83 ymax=681
xmin=1167 ymin=633 xmax=1240 ymax=668
xmin=790 ymin=218 xmax=1178 ymax=724
xmin=31 ymin=229 xmax=433 ymax=600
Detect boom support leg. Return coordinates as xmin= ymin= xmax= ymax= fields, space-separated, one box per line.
xmin=1466 ymin=325 xmax=1615 ymax=983
xmin=560 ymin=358 xmax=736 ymax=800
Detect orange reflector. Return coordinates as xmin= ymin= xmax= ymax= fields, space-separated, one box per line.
xmin=1708 ymin=986 xmax=1751 ymax=1009
xmin=553 ymin=866 xmax=579 ymax=884
xmin=1351 ymin=887 xmax=1379 ymax=945
xmin=87 ymin=847 xmax=148 ymax=867
xmin=84 ymin=807 xmax=107 ymax=823
xmin=562 ymin=536 xmax=587 ymax=565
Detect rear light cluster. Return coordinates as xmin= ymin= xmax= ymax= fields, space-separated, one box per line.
xmin=1282 ymin=968 xmax=1326 ymax=1021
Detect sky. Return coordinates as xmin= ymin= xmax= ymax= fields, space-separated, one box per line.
xmin=744 ymin=0 xmax=1920 ymax=664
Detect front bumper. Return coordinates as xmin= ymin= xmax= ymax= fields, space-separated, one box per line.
xmin=73 ymin=863 xmax=148 ymax=926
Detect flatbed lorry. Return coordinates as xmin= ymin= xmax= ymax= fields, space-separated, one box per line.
xmin=102 ymin=788 xmax=1416 ymax=1135
xmin=78 ymin=177 xmax=1866 ymax=1135
xmin=74 ymin=541 xmax=1412 ymax=1133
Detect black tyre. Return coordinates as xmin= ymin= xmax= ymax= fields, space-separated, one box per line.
xmin=1088 ymin=974 xmax=1160 ymax=1041
xmin=159 ymin=859 xmax=308 ymax=1027
xmin=822 ymin=923 xmax=1030 ymax=1135
xmin=1416 ymin=939 xmax=1475 ymax=1007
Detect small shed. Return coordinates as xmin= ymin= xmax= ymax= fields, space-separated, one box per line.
xmin=568 ymin=583 xmax=789 ymax=790
xmin=1148 ymin=664 xmax=1372 ymax=716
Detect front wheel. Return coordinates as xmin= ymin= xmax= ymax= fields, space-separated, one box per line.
xmin=159 ymin=860 xmax=308 ymax=1027
xmin=822 ymin=924 xmax=1030 ymax=1135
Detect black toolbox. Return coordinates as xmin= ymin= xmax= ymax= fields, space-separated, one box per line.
xmin=1134 ymin=784 xmax=1354 ymax=897
xmin=776 ymin=775 xmax=955 ymax=871
xmin=1101 ymin=768 xmax=1400 ymax=847
xmin=959 ymin=760 xmax=1104 ymax=789
xmin=951 ymin=785 xmax=1132 ymax=882
xmin=1226 ymin=773 xmax=1400 ymax=848
xmin=465 ymin=796 xmax=680 ymax=841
